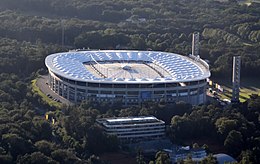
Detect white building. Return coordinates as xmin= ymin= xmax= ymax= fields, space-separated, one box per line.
xmin=164 ymin=147 xmax=207 ymax=163
xmin=96 ymin=116 xmax=165 ymax=142
xmin=214 ymin=154 xmax=237 ymax=164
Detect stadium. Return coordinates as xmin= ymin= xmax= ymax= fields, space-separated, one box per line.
xmin=45 ymin=50 xmax=210 ymax=106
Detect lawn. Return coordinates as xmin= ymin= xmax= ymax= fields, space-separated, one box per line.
xmin=211 ymin=77 xmax=260 ymax=102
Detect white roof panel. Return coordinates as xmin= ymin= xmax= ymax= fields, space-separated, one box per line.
xmin=45 ymin=50 xmax=210 ymax=83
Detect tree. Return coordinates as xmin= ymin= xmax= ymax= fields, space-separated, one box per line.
xmin=51 ymin=149 xmax=81 ymax=163
xmin=202 ymin=144 xmax=210 ymax=154
xmin=0 ymin=154 xmax=13 ymax=164
xmin=32 ymin=117 xmax=53 ymax=140
xmin=34 ymin=140 xmax=56 ymax=156
xmin=215 ymin=117 xmax=238 ymax=137
xmin=201 ymin=154 xmax=217 ymax=164
xmin=224 ymin=130 xmax=243 ymax=156
xmin=2 ymin=133 xmax=34 ymax=160
xmin=183 ymin=155 xmax=195 ymax=164
xmin=155 ymin=151 xmax=170 ymax=164
xmin=131 ymin=34 xmax=146 ymax=50
xmin=239 ymin=150 xmax=254 ymax=164
xmin=192 ymin=143 xmax=199 ymax=149
xmin=136 ymin=150 xmax=146 ymax=164
xmin=87 ymin=155 xmax=104 ymax=164
xmin=17 ymin=152 xmax=57 ymax=164
xmin=87 ymin=125 xmax=119 ymax=154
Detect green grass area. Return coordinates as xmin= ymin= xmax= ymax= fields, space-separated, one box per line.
xmin=31 ymin=79 xmax=62 ymax=108
xmin=212 ymin=77 xmax=260 ymax=102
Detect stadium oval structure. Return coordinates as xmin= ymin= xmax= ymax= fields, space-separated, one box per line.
xmin=45 ymin=50 xmax=210 ymax=106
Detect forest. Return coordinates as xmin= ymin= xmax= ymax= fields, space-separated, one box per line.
xmin=0 ymin=0 xmax=259 ymax=163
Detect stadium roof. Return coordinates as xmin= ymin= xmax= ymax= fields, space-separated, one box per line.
xmin=45 ymin=50 xmax=210 ymax=83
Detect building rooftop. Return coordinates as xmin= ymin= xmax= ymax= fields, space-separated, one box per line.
xmin=106 ymin=116 xmax=156 ymax=123
xmin=214 ymin=153 xmax=237 ymax=164
xmin=97 ymin=116 xmax=165 ymax=125
xmin=45 ymin=50 xmax=210 ymax=83
xmin=164 ymin=147 xmax=206 ymax=156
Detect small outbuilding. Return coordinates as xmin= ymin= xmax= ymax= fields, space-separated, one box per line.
xmin=214 ymin=153 xmax=236 ymax=164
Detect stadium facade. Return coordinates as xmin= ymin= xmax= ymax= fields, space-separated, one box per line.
xmin=45 ymin=50 xmax=210 ymax=106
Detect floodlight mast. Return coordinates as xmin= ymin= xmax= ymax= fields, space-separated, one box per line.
xmin=192 ymin=32 xmax=200 ymax=56
xmin=232 ymin=56 xmax=241 ymax=103
xmin=61 ymin=20 xmax=65 ymax=50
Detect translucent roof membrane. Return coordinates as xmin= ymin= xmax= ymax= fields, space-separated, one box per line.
xmin=45 ymin=50 xmax=210 ymax=83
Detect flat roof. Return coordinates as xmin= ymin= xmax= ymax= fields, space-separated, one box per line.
xmin=45 ymin=50 xmax=210 ymax=83
xmin=106 ymin=116 xmax=157 ymax=123
xmin=97 ymin=116 xmax=165 ymax=125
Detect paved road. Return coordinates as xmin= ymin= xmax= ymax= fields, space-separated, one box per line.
xmin=36 ymin=75 xmax=72 ymax=106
